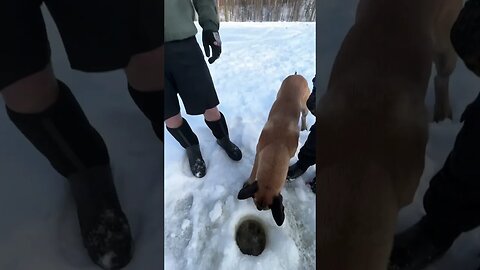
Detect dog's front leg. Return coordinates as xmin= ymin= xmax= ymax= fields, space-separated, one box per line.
xmin=238 ymin=153 xmax=260 ymax=200
xmin=246 ymin=153 xmax=260 ymax=184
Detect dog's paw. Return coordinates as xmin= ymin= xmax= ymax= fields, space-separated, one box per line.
xmin=271 ymin=194 xmax=285 ymax=226
xmin=238 ymin=181 xmax=258 ymax=200
xmin=433 ymin=102 xmax=453 ymax=123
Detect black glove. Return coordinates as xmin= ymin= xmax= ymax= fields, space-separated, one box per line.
xmin=202 ymin=30 xmax=222 ymax=64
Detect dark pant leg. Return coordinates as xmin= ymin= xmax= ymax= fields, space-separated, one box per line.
xmin=0 ymin=0 xmax=50 ymax=90
xmin=424 ymin=92 xmax=480 ymax=238
xmin=44 ymin=0 xmax=131 ymax=71
xmin=164 ymin=41 xmax=181 ymax=120
xmin=166 ymin=37 xmax=219 ymax=116
xmin=298 ymin=122 xmax=316 ymax=168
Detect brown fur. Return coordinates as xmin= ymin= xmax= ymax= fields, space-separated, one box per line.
xmin=238 ymin=74 xmax=310 ymax=226
xmin=316 ymin=0 xmax=462 ymax=269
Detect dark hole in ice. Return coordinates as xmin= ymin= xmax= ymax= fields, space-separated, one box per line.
xmin=235 ymin=218 xmax=266 ymax=256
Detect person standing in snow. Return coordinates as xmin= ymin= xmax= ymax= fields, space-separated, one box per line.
xmin=389 ymin=1 xmax=480 ymax=269
xmin=0 ymin=1 xmax=163 ymax=269
xmin=287 ymin=76 xmax=317 ymax=193
xmin=164 ymin=0 xmax=242 ymax=178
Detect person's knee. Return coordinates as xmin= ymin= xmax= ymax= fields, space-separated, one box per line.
xmin=165 ymin=113 xmax=183 ymax=128
xmin=204 ymin=107 xmax=221 ymax=121
xmin=129 ymin=46 xmax=163 ymax=68
xmin=1 ymin=64 xmax=58 ymax=113
xmin=125 ymin=46 xmax=164 ymax=91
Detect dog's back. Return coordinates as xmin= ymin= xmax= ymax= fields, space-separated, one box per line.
xmin=260 ymin=75 xmax=310 ymax=156
xmin=316 ymin=1 xmax=441 ymax=269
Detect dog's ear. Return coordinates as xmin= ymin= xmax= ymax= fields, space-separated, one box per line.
xmin=237 ymin=181 xmax=259 ymax=200
xmin=271 ymin=194 xmax=285 ymax=226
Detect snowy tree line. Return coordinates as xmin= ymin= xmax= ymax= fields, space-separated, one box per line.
xmin=217 ymin=0 xmax=316 ymax=22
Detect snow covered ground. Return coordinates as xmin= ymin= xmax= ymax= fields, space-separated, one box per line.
xmin=317 ymin=1 xmax=480 ymax=269
xmin=0 ymin=7 xmax=162 ymax=270
xmin=164 ymin=22 xmax=316 ymax=270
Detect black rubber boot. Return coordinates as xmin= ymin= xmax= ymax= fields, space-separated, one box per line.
xmin=167 ymin=119 xmax=206 ymax=178
xmin=6 ymin=80 xmax=110 ymax=177
xmin=6 ymin=80 xmax=133 ymax=269
xmin=388 ymin=217 xmax=458 ymax=270
xmin=186 ymin=144 xmax=206 ymax=178
xmin=287 ymin=161 xmax=310 ymax=180
xmin=205 ymin=112 xmax=242 ymax=161
xmin=69 ymin=166 xmax=133 ymax=270
xmin=128 ymin=85 xmax=164 ymax=142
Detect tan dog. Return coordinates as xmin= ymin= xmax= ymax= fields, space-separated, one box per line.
xmin=238 ymin=74 xmax=310 ymax=226
xmin=316 ymin=0 xmax=462 ymax=269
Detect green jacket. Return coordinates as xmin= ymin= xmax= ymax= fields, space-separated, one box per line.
xmin=165 ymin=0 xmax=220 ymax=42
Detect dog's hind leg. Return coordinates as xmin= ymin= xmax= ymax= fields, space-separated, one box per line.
xmin=432 ymin=0 xmax=462 ymax=123
xmin=301 ymin=107 xmax=309 ymax=131
xmin=433 ymin=50 xmax=456 ymax=122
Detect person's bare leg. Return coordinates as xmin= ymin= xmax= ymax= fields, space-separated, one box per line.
xmin=125 ymin=46 xmax=165 ymax=142
xmin=125 ymin=46 xmax=163 ymax=91
xmin=1 ymin=64 xmax=58 ymax=113
xmin=165 ymin=113 xmax=183 ymax=129
xmin=203 ymin=107 xmax=221 ymax=121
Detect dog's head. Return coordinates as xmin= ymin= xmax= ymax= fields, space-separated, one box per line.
xmin=237 ymin=181 xmax=285 ymax=226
